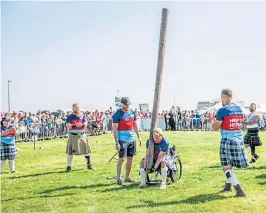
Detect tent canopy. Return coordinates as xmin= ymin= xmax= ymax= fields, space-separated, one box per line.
xmin=203 ymin=102 xmax=250 ymax=114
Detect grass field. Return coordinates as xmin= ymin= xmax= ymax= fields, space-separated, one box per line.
xmin=1 ymin=131 xmax=266 ymax=213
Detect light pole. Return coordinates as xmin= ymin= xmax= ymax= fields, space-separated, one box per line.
xmin=174 ymin=97 xmax=176 ymax=106
xmin=8 ymin=80 xmax=11 ymax=113
xmin=117 ymin=90 xmax=119 ymax=97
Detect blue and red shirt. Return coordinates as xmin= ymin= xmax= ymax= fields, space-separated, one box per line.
xmin=1 ymin=126 xmax=16 ymax=144
xmin=216 ymin=103 xmax=244 ymax=142
xmin=146 ymin=137 xmax=169 ymax=159
xmin=112 ymin=109 xmax=136 ymax=142
xmin=66 ymin=114 xmax=87 ymax=134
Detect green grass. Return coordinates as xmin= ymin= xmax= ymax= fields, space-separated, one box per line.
xmin=1 ymin=132 xmax=266 ymax=213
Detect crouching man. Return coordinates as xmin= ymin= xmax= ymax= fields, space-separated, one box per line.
xmin=139 ymin=128 xmax=169 ymax=189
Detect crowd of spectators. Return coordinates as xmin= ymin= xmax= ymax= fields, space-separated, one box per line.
xmin=1 ymin=105 xmax=265 ymax=142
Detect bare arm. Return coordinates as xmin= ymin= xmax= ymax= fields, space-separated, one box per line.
xmin=154 ymin=151 xmax=167 ymax=170
xmin=0 ymin=128 xmax=17 ymax=136
xmin=212 ymin=119 xmax=222 ymax=131
xmin=243 ymin=116 xmax=259 ymax=125
xmin=133 ymin=120 xmax=140 ymax=140
xmin=66 ymin=123 xmax=72 ymax=130
xmin=1 ymin=131 xmax=11 ymax=136
xmin=112 ymin=123 xmax=119 ymax=145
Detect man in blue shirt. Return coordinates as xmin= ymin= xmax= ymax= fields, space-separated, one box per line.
xmin=65 ymin=103 xmax=92 ymax=172
xmin=212 ymin=89 xmax=249 ymax=197
xmin=138 ymin=127 xmax=169 ymax=189
xmin=112 ymin=97 xmax=141 ymax=185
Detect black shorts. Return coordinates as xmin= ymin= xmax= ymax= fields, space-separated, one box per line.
xmin=118 ymin=140 xmax=136 ymax=158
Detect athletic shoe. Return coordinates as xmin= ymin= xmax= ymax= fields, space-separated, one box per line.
xmin=66 ymin=166 xmax=71 ymax=172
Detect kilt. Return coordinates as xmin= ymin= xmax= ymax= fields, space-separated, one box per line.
xmin=66 ymin=134 xmax=91 ymax=155
xmin=220 ymin=138 xmax=249 ymax=168
xmin=244 ymin=130 xmax=262 ymax=146
xmin=0 ymin=142 xmax=18 ymax=160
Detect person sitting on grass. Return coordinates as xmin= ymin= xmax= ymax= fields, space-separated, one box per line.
xmin=138 ymin=127 xmax=169 ymax=189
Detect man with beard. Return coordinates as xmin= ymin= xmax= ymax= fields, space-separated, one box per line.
xmin=112 ymin=97 xmax=141 ymax=185
xmin=243 ymin=103 xmax=264 ymax=163
xmin=65 ymin=103 xmax=93 ymax=172
xmin=212 ymin=89 xmax=249 ymax=197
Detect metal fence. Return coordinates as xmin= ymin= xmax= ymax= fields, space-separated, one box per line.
xmin=138 ymin=117 xmax=211 ymax=131
xmin=15 ymin=122 xmax=69 ymax=142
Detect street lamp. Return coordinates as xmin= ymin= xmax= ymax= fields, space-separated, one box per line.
xmin=117 ymin=90 xmax=119 ymax=97
xmin=8 ymin=80 xmax=12 ymax=113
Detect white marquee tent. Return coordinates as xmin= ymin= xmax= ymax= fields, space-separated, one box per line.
xmin=204 ymin=102 xmax=250 ymax=114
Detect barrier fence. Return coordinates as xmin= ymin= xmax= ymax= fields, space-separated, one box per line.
xmin=14 ymin=118 xmax=265 ymax=142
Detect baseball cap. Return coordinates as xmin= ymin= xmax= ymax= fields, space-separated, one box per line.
xmin=1 ymin=117 xmax=11 ymax=122
xmin=153 ymin=127 xmax=163 ymax=136
xmin=121 ymin=97 xmax=131 ymax=105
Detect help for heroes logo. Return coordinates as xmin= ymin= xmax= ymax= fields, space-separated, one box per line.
xmin=229 ymin=117 xmax=243 ymax=128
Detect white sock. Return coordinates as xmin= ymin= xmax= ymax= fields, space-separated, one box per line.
xmin=161 ymin=167 xmax=168 ymax=185
xmin=67 ymin=155 xmax=73 ymax=167
xmin=8 ymin=160 xmax=15 ymax=172
xmin=225 ymin=169 xmax=239 ymax=186
xmin=139 ymin=168 xmax=146 ymax=184
xmin=226 ymin=178 xmax=230 ymax=184
xmin=1 ymin=161 xmax=5 ymax=173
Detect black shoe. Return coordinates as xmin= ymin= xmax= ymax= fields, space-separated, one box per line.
xmin=124 ymin=177 xmax=135 ymax=183
xmin=87 ymin=164 xmax=94 ymax=170
xmin=249 ymin=158 xmax=256 ymax=163
xmin=234 ymin=184 xmax=246 ymax=197
xmin=117 ymin=179 xmax=124 ymax=186
xmin=220 ymin=182 xmax=232 ymax=193
xmin=254 ymin=154 xmax=260 ymax=160
xmin=66 ymin=166 xmax=71 ymax=172
xmin=11 ymin=171 xmax=15 ymax=173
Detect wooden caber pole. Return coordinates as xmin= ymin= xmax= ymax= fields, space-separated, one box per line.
xmin=147 ymin=8 xmax=169 ymax=169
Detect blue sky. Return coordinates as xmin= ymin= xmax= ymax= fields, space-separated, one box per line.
xmin=1 ymin=1 xmax=266 ymax=112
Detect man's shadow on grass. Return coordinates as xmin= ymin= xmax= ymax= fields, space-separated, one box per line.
xmin=3 ymin=193 xmax=74 ymax=202
xmin=99 ymin=182 xmax=164 ymax=193
xmin=8 ymin=169 xmax=83 ymax=179
xmin=256 ymin=174 xmax=266 ymax=185
xmin=127 ymin=193 xmax=229 ymax=209
xmin=40 ymin=183 xmax=116 ymax=194
xmin=249 ymin=165 xmax=266 ymax=171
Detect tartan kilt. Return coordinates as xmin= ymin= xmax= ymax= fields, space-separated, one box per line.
xmin=66 ymin=134 xmax=91 ymax=155
xmin=0 ymin=142 xmax=18 ymax=161
xmin=220 ymin=138 xmax=249 ymax=168
xmin=244 ymin=130 xmax=262 ymax=146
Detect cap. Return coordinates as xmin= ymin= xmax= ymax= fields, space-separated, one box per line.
xmin=221 ymin=88 xmax=233 ymax=98
xmin=121 ymin=97 xmax=131 ymax=105
xmin=153 ymin=127 xmax=163 ymax=137
xmin=1 ymin=117 xmax=11 ymax=122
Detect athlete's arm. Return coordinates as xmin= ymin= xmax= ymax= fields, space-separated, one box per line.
xmin=243 ymin=116 xmax=259 ymax=125
xmin=0 ymin=130 xmax=11 ymax=136
xmin=133 ymin=121 xmax=141 ymax=141
xmin=212 ymin=108 xmax=224 ymax=131
xmin=112 ymin=111 xmax=120 ymax=145
xmin=112 ymin=123 xmax=119 ymax=145
xmin=133 ymin=112 xmax=141 ymax=145
xmin=154 ymin=151 xmax=167 ymax=170
xmin=212 ymin=119 xmax=222 ymax=131
xmin=66 ymin=116 xmax=73 ymax=130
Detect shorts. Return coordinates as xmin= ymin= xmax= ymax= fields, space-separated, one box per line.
xmin=118 ymin=140 xmax=136 ymax=158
